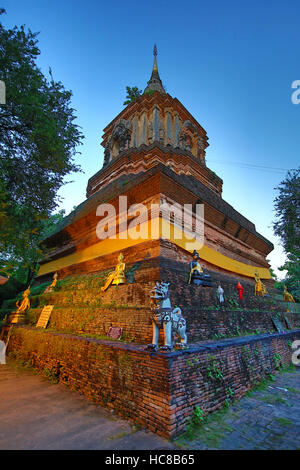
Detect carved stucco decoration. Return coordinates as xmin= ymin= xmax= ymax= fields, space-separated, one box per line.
xmin=103 ymin=119 xmax=132 ymax=165
xmin=148 ymin=121 xmax=154 ymax=144
xmin=159 ymin=125 xmax=165 ymax=143
xmin=102 ymin=115 xmax=206 ymax=167
xmin=179 ymin=120 xmax=205 ymax=161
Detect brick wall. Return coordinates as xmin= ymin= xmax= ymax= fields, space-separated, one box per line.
xmin=184 ymin=308 xmax=299 ymax=341
xmin=24 ymin=267 xmax=300 ymax=345
xmin=7 ymin=326 xmax=300 ymax=439
xmin=168 ymin=331 xmax=300 ymax=436
xmin=159 ymin=255 xmax=278 ymax=310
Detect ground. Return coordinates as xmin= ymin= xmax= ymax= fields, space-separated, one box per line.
xmin=0 ymin=360 xmax=299 ymax=450
xmin=175 ymin=368 xmax=300 ymax=450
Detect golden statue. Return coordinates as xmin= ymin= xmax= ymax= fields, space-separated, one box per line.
xmin=254 ymin=271 xmax=267 ymax=297
xmin=44 ymin=272 xmax=58 ymax=293
xmin=10 ymin=287 xmax=31 ymax=324
xmin=283 ymin=285 xmax=295 ymax=303
xmin=101 ymin=253 xmax=126 ymax=292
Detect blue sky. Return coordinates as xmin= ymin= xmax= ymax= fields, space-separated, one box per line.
xmin=2 ymin=0 xmax=299 ymax=278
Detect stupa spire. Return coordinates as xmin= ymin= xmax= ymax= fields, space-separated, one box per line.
xmin=153 ymin=44 xmax=158 ymax=72
xmin=144 ymin=44 xmax=165 ymax=94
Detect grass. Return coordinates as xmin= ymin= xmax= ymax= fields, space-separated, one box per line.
xmin=274 ymin=417 xmax=294 ymax=427
xmin=6 ymin=356 xmax=39 ymax=375
xmin=31 ymin=326 xmax=136 ymax=345
xmin=176 ymin=405 xmax=235 ymax=448
xmin=257 ymin=393 xmax=289 ymax=406
xmin=244 ymin=375 xmax=276 ymax=397
xmin=286 ymin=386 xmax=300 ymax=393
xmin=104 ymin=430 xmax=130 ymax=441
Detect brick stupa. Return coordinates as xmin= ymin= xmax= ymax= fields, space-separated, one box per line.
xmin=5 ymin=48 xmax=299 ymax=441
xmin=37 ymin=47 xmax=274 ymax=288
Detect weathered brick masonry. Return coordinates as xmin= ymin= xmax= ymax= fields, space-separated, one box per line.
xmin=18 ymin=268 xmax=300 ymax=345
xmin=7 ymin=326 xmax=300 ymax=439
xmin=25 ymin=302 xmax=300 ymax=345
xmin=167 ymin=331 xmax=300 ymax=436
xmin=22 ymin=271 xmax=300 ymax=345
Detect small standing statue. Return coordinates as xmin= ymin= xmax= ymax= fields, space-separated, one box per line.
xmin=44 ymin=272 xmax=58 ymax=293
xmin=9 ymin=287 xmax=31 ymax=324
xmin=188 ymin=250 xmax=212 ymax=287
xmin=254 ymin=270 xmax=267 ymax=297
xmin=217 ymin=284 xmax=225 ymax=310
xmin=101 ymin=253 xmax=126 ymax=292
xmin=283 ymin=285 xmax=295 ymax=303
xmin=236 ymin=281 xmax=245 ymax=301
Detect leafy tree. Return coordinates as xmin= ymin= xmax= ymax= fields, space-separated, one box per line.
xmin=274 ymin=250 xmax=300 ymax=302
xmin=0 ymin=210 xmax=66 ymax=285
xmin=266 ymin=259 xmax=278 ymax=282
xmin=123 ymin=86 xmax=142 ymax=105
xmin=0 ymin=210 xmax=66 ymax=307
xmin=0 ymin=9 xmax=84 ymax=279
xmin=272 ymin=168 xmax=300 ymax=301
xmin=273 ymin=168 xmax=300 ymax=253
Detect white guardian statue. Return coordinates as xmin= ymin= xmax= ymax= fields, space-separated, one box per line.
xmin=147 ymin=281 xmax=187 ymax=352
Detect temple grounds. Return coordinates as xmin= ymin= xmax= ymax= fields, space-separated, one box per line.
xmin=2 ymin=269 xmax=299 ymax=439
xmin=0 ymin=360 xmax=299 ymax=450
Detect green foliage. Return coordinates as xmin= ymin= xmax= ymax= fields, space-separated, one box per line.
xmin=0 ymin=210 xmax=66 ymax=287
xmin=120 ymin=331 xmax=136 ymax=343
xmin=272 ymin=168 xmax=300 ymax=302
xmin=276 ymin=250 xmax=300 ymax=302
xmin=0 ymin=9 xmax=83 ymax=280
xmin=123 ymin=86 xmax=142 ymax=105
xmin=273 ymin=353 xmax=282 ymax=369
xmin=273 ymin=168 xmax=300 ymax=254
xmin=275 ymin=417 xmax=293 ymax=427
xmin=182 ymin=404 xmax=232 ymax=445
xmin=43 ymin=367 xmax=59 ymax=384
xmin=193 ymin=406 xmax=205 ymax=424
xmin=266 ymin=259 xmax=278 ymax=281
xmin=207 ymin=356 xmax=224 ymax=381
xmin=0 ymin=274 xmax=25 ymax=307
xmin=29 ymin=282 xmax=49 ymax=296
xmin=213 ymin=332 xmax=227 ymax=339
xmin=144 ymin=89 xmax=155 ymax=97
xmin=227 ymin=296 xmax=239 ymax=308
xmin=235 ymin=325 xmax=242 ymax=336
xmin=242 ymin=345 xmax=251 ymax=359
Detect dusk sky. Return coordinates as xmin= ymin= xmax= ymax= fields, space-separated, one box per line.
xmin=2 ymin=0 xmax=299 ymax=278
